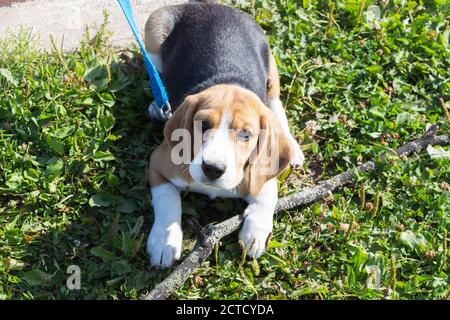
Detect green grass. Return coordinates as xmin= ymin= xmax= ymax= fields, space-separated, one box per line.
xmin=0 ymin=0 xmax=449 ymax=300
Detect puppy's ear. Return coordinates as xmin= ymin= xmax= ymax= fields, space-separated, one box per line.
xmin=246 ymin=110 xmax=293 ymax=195
xmin=163 ymin=94 xmax=199 ymax=150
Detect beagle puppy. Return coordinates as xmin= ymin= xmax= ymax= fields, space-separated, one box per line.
xmin=144 ymin=2 xmax=304 ymax=268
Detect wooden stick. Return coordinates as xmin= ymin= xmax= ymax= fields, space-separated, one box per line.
xmin=141 ymin=124 xmax=449 ymax=300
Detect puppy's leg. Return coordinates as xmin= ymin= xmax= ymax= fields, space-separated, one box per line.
xmin=239 ymin=179 xmax=278 ymax=258
xmin=147 ymin=168 xmax=182 ymax=269
xmin=267 ymin=53 xmax=304 ymax=167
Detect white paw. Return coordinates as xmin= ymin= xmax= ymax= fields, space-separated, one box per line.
xmin=238 ymin=209 xmax=273 ymax=258
xmin=290 ymin=137 xmax=304 ymax=168
xmin=146 ymin=224 xmax=183 ymax=269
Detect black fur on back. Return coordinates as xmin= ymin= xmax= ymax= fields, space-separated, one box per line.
xmin=160 ymin=3 xmax=270 ymax=109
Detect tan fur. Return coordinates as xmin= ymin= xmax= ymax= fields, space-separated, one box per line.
xmin=239 ymin=111 xmax=293 ymax=196
xmin=148 ymin=84 xmax=293 ymax=195
xmin=148 ymin=142 xmax=193 ymax=187
xmin=267 ymin=53 xmax=281 ymax=100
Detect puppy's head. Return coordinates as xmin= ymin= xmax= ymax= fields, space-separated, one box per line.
xmin=164 ymin=85 xmax=293 ymax=194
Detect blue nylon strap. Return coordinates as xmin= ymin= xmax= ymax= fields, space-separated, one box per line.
xmin=117 ymin=0 xmax=171 ymax=119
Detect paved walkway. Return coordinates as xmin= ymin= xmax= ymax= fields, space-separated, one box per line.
xmin=0 ymin=0 xmax=187 ymax=51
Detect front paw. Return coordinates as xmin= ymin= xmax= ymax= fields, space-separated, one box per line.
xmin=146 ymin=224 xmax=183 ymax=269
xmin=238 ymin=213 xmax=273 ymax=259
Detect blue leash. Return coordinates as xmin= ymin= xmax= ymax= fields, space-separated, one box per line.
xmin=117 ymin=0 xmax=172 ymax=120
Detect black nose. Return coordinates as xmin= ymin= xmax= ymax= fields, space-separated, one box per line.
xmin=202 ymin=161 xmax=226 ymax=180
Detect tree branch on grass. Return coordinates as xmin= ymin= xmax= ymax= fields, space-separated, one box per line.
xmin=141 ymin=124 xmax=449 ymax=300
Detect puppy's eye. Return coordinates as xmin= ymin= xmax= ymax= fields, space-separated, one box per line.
xmin=201 ymin=121 xmax=211 ymax=133
xmin=237 ymin=129 xmax=252 ymax=142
